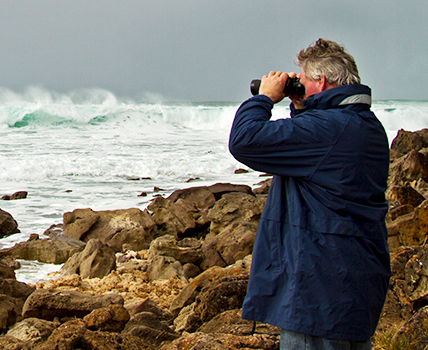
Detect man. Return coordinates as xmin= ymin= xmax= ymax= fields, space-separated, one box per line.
xmin=229 ymin=39 xmax=390 ymax=349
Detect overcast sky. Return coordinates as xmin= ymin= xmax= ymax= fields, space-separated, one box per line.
xmin=0 ymin=1 xmax=426 ymax=102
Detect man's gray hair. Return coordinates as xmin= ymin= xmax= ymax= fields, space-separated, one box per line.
xmin=295 ymin=38 xmax=360 ymax=86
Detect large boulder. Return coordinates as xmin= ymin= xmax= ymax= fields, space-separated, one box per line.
xmin=22 ymin=289 xmax=124 ymax=321
xmin=63 ymin=208 xmax=157 ymax=252
xmin=387 ymin=200 xmax=428 ymax=251
xmin=0 ymin=209 xmax=20 ymax=238
xmin=393 ymin=306 xmax=428 ymax=350
xmin=83 ymin=304 xmax=130 ymax=332
xmin=148 ymin=235 xmax=202 ymax=265
xmin=122 ymin=311 xmax=180 ymax=345
xmin=32 ymin=319 xmax=155 ymax=350
xmin=6 ymin=318 xmax=56 ymax=344
xmin=60 ymin=238 xmax=116 ymax=279
xmin=160 ymin=332 xmax=279 ymax=350
xmin=391 ymin=128 xmax=428 ymax=155
xmin=148 ymin=196 xmax=197 ymax=239
xmin=0 ymin=235 xmax=85 ymax=264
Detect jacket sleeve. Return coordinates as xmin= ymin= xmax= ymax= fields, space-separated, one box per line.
xmin=228 ymin=95 xmax=339 ymax=178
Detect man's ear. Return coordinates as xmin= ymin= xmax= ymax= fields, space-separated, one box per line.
xmin=319 ymin=75 xmax=327 ymax=91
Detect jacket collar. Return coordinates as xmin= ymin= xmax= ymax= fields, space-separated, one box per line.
xmin=291 ymin=84 xmax=372 ymax=117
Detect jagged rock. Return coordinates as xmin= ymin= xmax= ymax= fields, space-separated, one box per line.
xmin=391 ymin=128 xmax=428 ymax=155
xmin=60 ymin=238 xmax=116 ymax=279
xmin=0 ymin=209 xmax=20 ymax=238
xmin=42 ymin=224 xmax=64 ymax=238
xmin=0 ymin=335 xmax=29 ymax=350
xmin=387 ymin=200 xmax=428 ymax=251
xmin=198 ymin=309 xmax=280 ymax=337
xmin=167 ymin=186 xmax=217 ymax=210
xmin=0 ymin=235 xmax=85 ymax=264
xmin=0 ymin=259 xmax=16 ymax=279
xmin=207 ymin=183 xmax=255 ymax=200
xmin=388 ymin=149 xmax=428 ymax=191
xmin=0 ymin=278 xmax=35 ymax=300
xmin=0 ymin=294 xmax=22 ymax=333
xmin=180 ymin=274 xmax=249 ymax=332
xmin=122 ymin=311 xmax=179 ymax=345
xmin=125 ymin=298 xmax=174 ymax=323
xmin=148 ymin=196 xmax=197 ymax=238
xmin=147 ymin=255 xmax=187 ymax=282
xmin=200 ymin=223 xmax=256 ymax=270
xmin=6 ymin=318 xmax=56 ymax=344
xmin=63 ymin=207 xmax=156 ymax=252
xmin=404 ymin=247 xmax=428 ymax=303
xmin=388 ymin=185 xmax=426 ymax=209
xmin=83 ymin=304 xmax=130 ymax=332
xmin=32 ymin=319 xmax=155 ymax=350
xmin=22 ymin=289 xmax=124 ymax=321
xmin=159 ymin=332 xmax=279 ymax=350
xmin=148 ymin=235 xmax=202 ymax=265
xmin=252 ymin=177 xmax=272 ymax=195
xmin=170 ymin=257 xmax=251 ymax=317
xmin=206 ymin=192 xmax=263 ymax=239
xmin=393 ymin=306 xmax=428 ymax=350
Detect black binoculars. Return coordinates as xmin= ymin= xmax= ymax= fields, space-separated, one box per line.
xmin=250 ymin=77 xmax=305 ymax=96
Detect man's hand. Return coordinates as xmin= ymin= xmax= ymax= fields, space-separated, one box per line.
xmin=259 ymin=71 xmax=288 ymax=104
xmin=287 ymin=72 xmax=304 ymax=109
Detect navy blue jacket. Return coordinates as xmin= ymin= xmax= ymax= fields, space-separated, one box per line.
xmin=229 ymin=84 xmax=390 ymax=341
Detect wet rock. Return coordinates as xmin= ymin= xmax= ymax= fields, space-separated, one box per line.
xmin=60 ymin=238 xmax=116 ymax=279
xmin=0 ymin=235 xmax=85 ymax=264
xmin=0 ymin=209 xmax=20 ymax=238
xmin=22 ymin=289 xmax=124 ymax=321
xmin=1 ymin=191 xmax=28 ymax=200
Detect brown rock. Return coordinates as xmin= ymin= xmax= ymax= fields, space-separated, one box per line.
xmin=148 ymin=234 xmax=202 ymax=265
xmin=6 ymin=318 xmax=56 ymax=344
xmin=206 ymin=192 xmax=263 ymax=238
xmin=22 ymin=288 xmax=124 ymax=321
xmin=0 ymin=209 xmax=20 ymax=238
xmin=170 ymin=258 xmax=251 ymax=317
xmin=159 ymin=332 xmax=279 ymax=350
xmin=167 ymin=186 xmax=217 ymax=209
xmin=1 ymin=191 xmax=28 ymax=200
xmin=208 ymin=183 xmax=255 ymax=200
xmin=0 ymin=236 xmax=85 ymax=264
xmin=393 ymin=306 xmax=428 ymax=350
xmin=0 ymin=260 xmax=16 ymax=279
xmin=388 ymin=185 xmax=426 ymax=209
xmin=147 ymin=255 xmax=187 ymax=282
xmin=0 ymin=335 xmax=28 ymax=350
xmin=84 ymin=304 xmax=130 ymax=332
xmin=122 ymin=311 xmax=179 ymax=345
xmin=64 ymin=208 xmax=157 ymax=252
xmin=125 ymin=298 xmax=173 ymax=322
xmin=404 ymin=247 xmax=428 ymax=302
xmin=60 ymin=238 xmax=116 ymax=279
xmin=391 ymin=128 xmax=428 ymax=155
xmin=386 ymin=200 xmax=428 ymax=252
xmin=33 ymin=319 xmax=155 ymax=350
xmin=200 ymin=223 xmax=256 ymax=270
xmin=148 ymin=196 xmax=196 ymax=238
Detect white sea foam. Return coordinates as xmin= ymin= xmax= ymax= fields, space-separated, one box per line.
xmin=0 ymin=87 xmax=426 ymax=283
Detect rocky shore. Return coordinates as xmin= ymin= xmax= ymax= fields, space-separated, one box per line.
xmin=0 ymin=129 xmax=428 ymax=349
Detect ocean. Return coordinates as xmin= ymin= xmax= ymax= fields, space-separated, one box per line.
xmin=0 ymin=87 xmax=427 ymax=284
